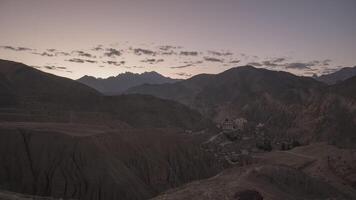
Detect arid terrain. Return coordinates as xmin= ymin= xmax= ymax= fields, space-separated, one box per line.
xmin=1 ymin=59 xmax=356 ymax=200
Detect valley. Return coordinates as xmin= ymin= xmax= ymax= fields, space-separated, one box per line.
xmin=0 ymin=59 xmax=355 ymax=200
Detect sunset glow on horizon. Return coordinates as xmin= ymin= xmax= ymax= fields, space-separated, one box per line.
xmin=1 ymin=0 xmax=355 ymax=79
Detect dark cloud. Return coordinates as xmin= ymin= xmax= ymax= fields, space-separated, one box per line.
xmin=131 ymin=66 xmax=145 ymax=69
xmin=208 ymin=51 xmax=233 ymax=56
xmin=161 ymin=51 xmax=176 ymax=55
xmin=171 ymin=60 xmax=203 ymax=69
xmin=92 ymin=45 xmax=104 ymax=51
xmin=66 ymin=58 xmax=96 ymax=63
xmin=180 ymin=51 xmax=198 ymax=56
xmin=272 ymin=58 xmax=286 ymax=63
xmin=134 ymin=48 xmax=156 ymax=56
xmin=47 ymin=48 xmax=57 ymax=52
xmin=230 ymin=60 xmax=241 ymax=64
xmin=104 ymin=48 xmax=121 ymax=57
xmin=56 ymin=51 xmax=70 ymax=56
xmin=104 ymin=60 xmax=125 ymax=66
xmin=170 ymin=64 xmax=193 ymax=69
xmin=158 ymin=45 xmax=181 ymax=51
xmin=0 ymin=46 xmax=33 ymax=51
xmin=85 ymin=59 xmax=97 ymax=63
xmin=66 ymin=58 xmax=85 ymax=63
xmin=322 ymin=59 xmax=332 ymax=66
xmin=262 ymin=60 xmax=279 ymax=67
xmin=43 ymin=65 xmax=67 ymax=71
xmin=175 ymin=72 xmax=192 ymax=78
xmin=141 ymin=58 xmax=164 ymax=64
xmin=204 ymin=57 xmax=224 ymax=62
xmin=284 ymin=62 xmax=313 ymax=69
xmin=73 ymin=50 xmax=96 ymax=58
xmin=247 ymin=58 xmax=331 ymax=70
xmin=282 ymin=60 xmax=331 ymax=69
xmin=33 ymin=52 xmax=55 ymax=57
xmin=247 ymin=62 xmax=263 ymax=67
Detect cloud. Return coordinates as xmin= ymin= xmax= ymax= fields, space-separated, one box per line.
xmin=175 ymin=72 xmax=192 ymax=78
xmin=140 ymin=58 xmax=164 ymax=64
xmin=46 ymin=48 xmax=57 ymax=52
xmin=104 ymin=48 xmax=121 ymax=57
xmin=158 ymin=45 xmax=181 ymax=51
xmin=284 ymin=62 xmax=313 ymax=69
xmin=247 ymin=62 xmax=263 ymax=67
xmin=33 ymin=52 xmax=55 ymax=57
xmin=204 ymin=57 xmax=224 ymax=62
xmin=180 ymin=51 xmax=198 ymax=56
xmin=262 ymin=60 xmax=279 ymax=67
xmin=56 ymin=51 xmax=71 ymax=56
xmin=66 ymin=58 xmax=97 ymax=63
xmin=92 ymin=45 xmax=104 ymax=51
xmin=272 ymin=58 xmax=286 ymax=63
xmin=230 ymin=60 xmax=241 ymax=64
xmin=322 ymin=59 xmax=332 ymax=66
xmin=131 ymin=66 xmax=145 ymax=69
xmin=73 ymin=50 xmax=96 ymax=58
xmin=42 ymin=65 xmax=68 ymax=71
xmin=208 ymin=51 xmax=233 ymax=56
xmin=170 ymin=64 xmax=193 ymax=69
xmin=0 ymin=46 xmax=33 ymax=51
xmin=66 ymin=58 xmax=85 ymax=63
xmin=161 ymin=51 xmax=176 ymax=55
xmin=171 ymin=60 xmax=203 ymax=69
xmin=134 ymin=48 xmax=156 ymax=56
xmin=85 ymin=59 xmax=97 ymax=63
xmin=104 ymin=60 xmax=125 ymax=66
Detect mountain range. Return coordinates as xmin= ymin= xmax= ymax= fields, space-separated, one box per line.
xmin=1 ymin=59 xmax=356 ymax=200
xmin=77 ymin=71 xmax=180 ymax=95
xmin=0 ymin=59 xmax=220 ymax=200
xmin=127 ymin=66 xmax=356 ymax=148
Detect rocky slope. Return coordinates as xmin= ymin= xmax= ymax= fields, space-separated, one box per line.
xmin=0 ymin=122 xmax=223 ymax=200
xmin=153 ymin=143 xmax=356 ymax=200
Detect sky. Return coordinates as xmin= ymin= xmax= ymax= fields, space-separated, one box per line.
xmin=0 ymin=0 xmax=355 ymax=79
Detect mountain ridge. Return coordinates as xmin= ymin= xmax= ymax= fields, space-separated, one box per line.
xmin=77 ymin=71 xmax=180 ymax=95
xmin=316 ymin=66 xmax=356 ymax=84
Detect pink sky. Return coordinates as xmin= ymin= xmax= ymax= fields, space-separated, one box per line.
xmin=0 ymin=0 xmax=355 ymax=79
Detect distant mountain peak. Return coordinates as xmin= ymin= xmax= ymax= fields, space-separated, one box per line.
xmin=77 ymin=71 xmax=181 ymax=95
xmin=315 ymin=66 xmax=356 ymax=84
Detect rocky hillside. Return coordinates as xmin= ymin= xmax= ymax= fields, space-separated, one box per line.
xmin=0 ymin=122 xmax=223 ymax=200
xmin=153 ymin=143 xmax=356 ymax=200
xmin=127 ymin=66 xmax=356 ymax=148
xmin=78 ymin=71 xmax=180 ymax=95
xmin=0 ymin=59 xmax=211 ymax=130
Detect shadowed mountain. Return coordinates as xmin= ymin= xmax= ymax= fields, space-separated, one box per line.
xmin=0 ymin=59 xmax=221 ymax=200
xmin=127 ymin=66 xmax=323 ymax=119
xmin=330 ymin=75 xmax=356 ymax=100
xmin=127 ymin=66 xmax=356 ymax=147
xmin=316 ymin=66 xmax=356 ymax=85
xmin=77 ymin=71 xmax=180 ymax=95
xmin=0 ymin=59 xmax=210 ymax=130
xmin=0 ymin=59 xmax=100 ymax=110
